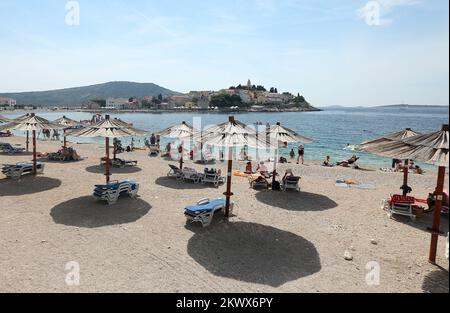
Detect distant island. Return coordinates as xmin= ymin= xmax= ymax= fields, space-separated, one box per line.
xmin=0 ymin=80 xmax=320 ymax=113
xmin=319 ymin=104 xmax=449 ymax=110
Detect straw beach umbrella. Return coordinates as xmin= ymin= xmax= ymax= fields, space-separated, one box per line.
xmin=0 ymin=113 xmax=64 ymax=175
xmin=12 ymin=113 xmax=32 ymax=151
xmin=363 ymin=125 xmax=448 ymax=264
xmin=0 ymin=115 xmax=11 ymax=123
xmin=69 ymin=115 xmax=147 ymax=183
xmin=53 ymin=116 xmax=79 ymax=147
xmin=199 ymin=116 xmax=276 ymax=217
xmin=361 ymin=128 xmax=421 ymax=196
xmin=268 ymin=122 xmax=313 ymax=185
xmin=156 ymin=121 xmax=194 ymax=169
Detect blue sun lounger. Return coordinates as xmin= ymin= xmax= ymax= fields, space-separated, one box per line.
xmin=2 ymin=162 xmax=45 ymax=179
xmin=0 ymin=143 xmax=26 ymax=154
xmin=184 ymin=198 xmax=230 ymax=227
xmin=93 ymin=180 xmax=139 ymax=205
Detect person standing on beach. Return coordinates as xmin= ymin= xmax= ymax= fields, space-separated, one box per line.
xmin=289 ymin=149 xmax=296 ymax=160
xmin=297 ymin=144 xmax=305 ymax=165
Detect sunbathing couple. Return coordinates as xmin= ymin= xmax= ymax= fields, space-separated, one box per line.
xmin=393 ymin=159 xmax=424 ymax=174
xmin=49 ymin=146 xmax=82 ymax=161
xmin=245 ymin=161 xmax=270 ymax=178
xmin=321 ymin=155 xmax=360 ymax=168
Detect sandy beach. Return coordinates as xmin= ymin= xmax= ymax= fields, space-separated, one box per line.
xmin=0 ymin=136 xmax=448 ymax=293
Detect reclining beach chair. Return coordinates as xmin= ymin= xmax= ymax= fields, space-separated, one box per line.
xmin=2 ymin=162 xmax=45 ymax=179
xmin=381 ymin=194 xmax=417 ymax=221
xmin=167 ymin=164 xmax=183 ymax=179
xmin=181 ymin=167 xmax=202 ymax=183
xmin=112 ymin=158 xmax=138 ymax=168
xmin=148 ymin=144 xmax=160 ymax=157
xmin=101 ymin=157 xmax=138 ymax=168
xmin=248 ymin=174 xmax=269 ymax=190
xmin=0 ymin=132 xmax=13 ymax=138
xmin=281 ymin=176 xmax=301 ymax=192
xmin=184 ymin=198 xmax=232 ymax=227
xmin=93 ymin=180 xmax=139 ymax=205
xmin=195 ymin=151 xmax=216 ymax=164
xmin=0 ymin=143 xmax=26 ymax=154
xmin=201 ymin=168 xmax=225 ymax=187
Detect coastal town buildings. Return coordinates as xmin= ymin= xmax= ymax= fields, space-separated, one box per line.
xmin=106 ymin=97 xmax=132 ymax=110
xmin=0 ymin=97 xmax=16 ymax=109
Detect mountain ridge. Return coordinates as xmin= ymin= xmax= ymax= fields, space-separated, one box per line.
xmin=0 ymin=81 xmax=181 ymax=107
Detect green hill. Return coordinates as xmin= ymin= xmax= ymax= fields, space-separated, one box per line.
xmin=0 ymin=81 xmax=181 ymax=107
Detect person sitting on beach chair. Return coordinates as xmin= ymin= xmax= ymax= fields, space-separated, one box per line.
xmin=245 ymin=162 xmax=253 ymax=174
xmin=248 ymin=174 xmax=269 ymax=190
xmin=426 ymin=190 xmax=449 ymax=215
xmin=337 ymin=155 xmax=360 ymax=167
xmin=256 ymin=161 xmax=270 ymax=178
xmin=281 ymin=169 xmax=301 ymax=192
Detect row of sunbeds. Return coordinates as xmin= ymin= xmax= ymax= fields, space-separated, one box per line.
xmin=168 ymin=164 xmax=226 ymax=187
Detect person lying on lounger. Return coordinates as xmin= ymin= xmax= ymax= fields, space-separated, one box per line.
xmin=337 ymin=155 xmax=360 ymax=167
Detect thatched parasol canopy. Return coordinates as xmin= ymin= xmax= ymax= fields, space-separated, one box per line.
xmin=69 ymin=115 xmax=147 ymax=183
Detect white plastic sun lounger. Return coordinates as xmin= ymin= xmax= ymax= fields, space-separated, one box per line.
xmin=201 ymin=169 xmax=225 ymax=187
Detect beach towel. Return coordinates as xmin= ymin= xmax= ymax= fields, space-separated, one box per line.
xmin=335 ymin=179 xmax=376 ymax=190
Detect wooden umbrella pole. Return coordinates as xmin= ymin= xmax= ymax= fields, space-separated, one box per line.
xmin=32 ymin=130 xmax=37 ymax=175
xmin=402 ymin=159 xmax=409 ymax=196
xmin=224 ymin=146 xmax=234 ymax=218
xmin=180 ymin=155 xmax=184 ymax=170
xmin=105 ymin=137 xmax=111 ymax=184
xmin=272 ymin=149 xmax=278 ymax=187
xmin=26 ymin=131 xmax=29 ymax=152
xmin=63 ymin=129 xmax=67 ymax=148
xmin=428 ymin=165 xmax=446 ymax=264
xmin=113 ymin=140 xmax=117 ymax=160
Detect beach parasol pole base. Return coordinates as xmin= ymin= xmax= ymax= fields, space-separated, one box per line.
xmin=428 ymin=165 xmax=446 ymax=264
xmin=26 ymin=131 xmax=30 ymax=152
xmin=224 ymin=147 xmax=234 ymax=218
xmin=105 ymin=137 xmax=111 ymax=184
xmin=32 ymin=130 xmax=37 ymax=175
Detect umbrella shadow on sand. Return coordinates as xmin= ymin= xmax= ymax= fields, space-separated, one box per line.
xmin=50 ymin=196 xmax=151 ymax=228
xmin=186 ymin=221 xmax=321 ymax=287
xmin=422 ymin=266 xmax=449 ymax=293
xmin=155 ymin=177 xmax=216 ymax=190
xmin=255 ymin=190 xmax=338 ymax=211
xmin=390 ymin=213 xmax=449 ymax=234
xmin=0 ymin=176 xmax=62 ymax=196
xmin=85 ymin=165 xmax=142 ymax=175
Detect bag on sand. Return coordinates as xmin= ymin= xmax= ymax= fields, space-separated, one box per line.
xmin=272 ymin=181 xmax=281 ymax=191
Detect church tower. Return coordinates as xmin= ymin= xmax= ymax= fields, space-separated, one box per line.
xmin=247 ymin=79 xmax=252 ymax=90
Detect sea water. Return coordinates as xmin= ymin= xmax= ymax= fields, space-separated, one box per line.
xmin=3 ymin=106 xmax=448 ymax=169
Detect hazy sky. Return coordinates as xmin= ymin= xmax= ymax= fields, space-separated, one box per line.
xmin=0 ymin=0 xmax=448 ymax=106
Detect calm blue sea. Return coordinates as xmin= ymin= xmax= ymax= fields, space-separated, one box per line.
xmin=3 ymin=106 xmax=449 ymax=169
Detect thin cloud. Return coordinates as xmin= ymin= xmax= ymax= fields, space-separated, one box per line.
xmin=358 ymin=0 xmax=420 ymax=26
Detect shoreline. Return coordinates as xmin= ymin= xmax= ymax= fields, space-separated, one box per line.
xmin=2 ymin=107 xmax=322 ymax=115
xmin=3 ymin=136 xmax=445 ymax=176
